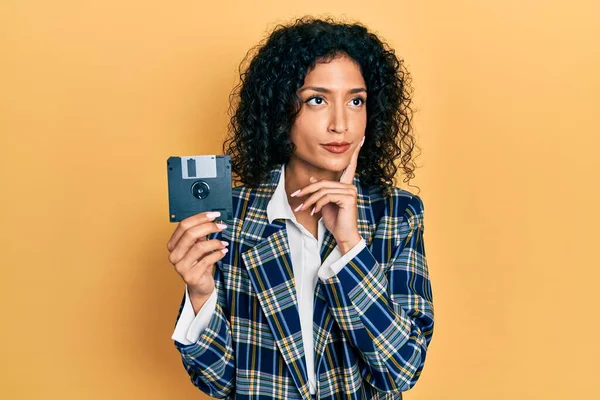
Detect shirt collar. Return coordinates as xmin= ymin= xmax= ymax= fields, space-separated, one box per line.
xmin=266 ymin=163 xmax=296 ymax=224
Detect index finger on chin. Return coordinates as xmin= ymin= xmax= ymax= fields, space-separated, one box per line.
xmin=339 ymin=136 xmax=364 ymax=185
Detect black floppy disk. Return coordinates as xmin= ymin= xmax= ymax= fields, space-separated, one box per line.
xmin=167 ymin=155 xmax=233 ymax=223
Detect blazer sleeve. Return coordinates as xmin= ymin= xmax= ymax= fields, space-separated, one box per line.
xmin=319 ymin=194 xmax=434 ymax=394
xmin=173 ymin=255 xmax=236 ymax=399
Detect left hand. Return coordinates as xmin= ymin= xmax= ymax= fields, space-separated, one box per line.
xmin=292 ymin=136 xmax=365 ymax=254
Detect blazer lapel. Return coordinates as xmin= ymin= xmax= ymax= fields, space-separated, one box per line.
xmin=240 ymin=166 xmax=311 ymax=400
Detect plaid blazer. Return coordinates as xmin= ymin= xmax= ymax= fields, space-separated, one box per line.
xmin=173 ymin=164 xmax=434 ymax=399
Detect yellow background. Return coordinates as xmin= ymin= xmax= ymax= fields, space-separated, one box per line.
xmin=1 ymin=1 xmax=599 ymax=399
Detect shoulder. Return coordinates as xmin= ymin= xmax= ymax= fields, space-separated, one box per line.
xmin=226 ymin=184 xmax=264 ymax=232
xmin=363 ymin=183 xmax=426 ymax=249
xmin=232 ymin=185 xmax=253 ymax=206
xmin=230 ymin=184 xmax=266 ymax=212
xmin=362 ymin=181 xmax=425 ymax=222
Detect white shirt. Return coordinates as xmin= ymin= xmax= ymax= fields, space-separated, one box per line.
xmin=171 ymin=163 xmax=366 ymax=395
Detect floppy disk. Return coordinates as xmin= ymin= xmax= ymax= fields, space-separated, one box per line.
xmin=167 ymin=155 xmax=233 ymax=223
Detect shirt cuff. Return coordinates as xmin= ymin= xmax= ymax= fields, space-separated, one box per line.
xmin=318 ymin=238 xmax=366 ymax=281
xmin=171 ymin=285 xmax=218 ymax=345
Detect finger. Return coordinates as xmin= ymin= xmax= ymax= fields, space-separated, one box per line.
xmin=295 ymin=188 xmax=355 ymax=213
xmin=174 ymin=238 xmax=228 ymax=273
xmin=312 ymin=192 xmax=356 ymax=214
xmin=167 ymin=211 xmax=223 ymax=252
xmin=169 ymin=221 xmax=227 ymax=263
xmin=189 ymin=239 xmax=229 ymax=267
xmin=176 ymin=238 xmax=229 ymax=270
xmin=171 ymin=237 xmax=220 ymax=269
xmin=183 ymin=247 xmax=228 ymax=284
xmin=291 ymin=179 xmax=353 ymax=199
xmin=168 ymin=222 xmax=227 ymax=264
xmin=182 ymin=239 xmax=228 ymax=272
xmin=339 ymin=136 xmax=365 ymax=185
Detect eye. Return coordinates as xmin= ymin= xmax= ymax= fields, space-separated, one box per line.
xmin=305 ymin=96 xmax=325 ymax=106
xmin=350 ymin=97 xmax=366 ymax=107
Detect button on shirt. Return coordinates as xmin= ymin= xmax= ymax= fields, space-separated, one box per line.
xmin=172 ymin=163 xmax=366 ymax=395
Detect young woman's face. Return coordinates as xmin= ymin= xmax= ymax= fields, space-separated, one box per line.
xmin=289 ymin=54 xmax=367 ymax=174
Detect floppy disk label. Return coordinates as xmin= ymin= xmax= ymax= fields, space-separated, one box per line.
xmin=181 ymin=156 xmax=217 ymax=179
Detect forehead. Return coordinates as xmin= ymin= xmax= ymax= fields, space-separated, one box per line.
xmin=302 ymin=55 xmax=365 ymax=87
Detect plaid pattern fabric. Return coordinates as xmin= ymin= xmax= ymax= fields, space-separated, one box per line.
xmin=173 ymin=164 xmax=434 ymax=399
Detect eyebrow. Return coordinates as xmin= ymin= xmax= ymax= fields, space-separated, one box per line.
xmin=298 ymin=86 xmax=367 ymax=94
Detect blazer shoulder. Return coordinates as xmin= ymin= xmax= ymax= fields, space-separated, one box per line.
xmin=232 ymin=185 xmax=252 ymax=203
xmin=229 ymin=185 xmax=258 ymax=222
xmin=365 ymin=183 xmax=424 ymax=221
xmin=365 ymin=185 xmax=426 ymax=250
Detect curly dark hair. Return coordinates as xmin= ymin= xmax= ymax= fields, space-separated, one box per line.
xmin=223 ymin=15 xmax=420 ymax=196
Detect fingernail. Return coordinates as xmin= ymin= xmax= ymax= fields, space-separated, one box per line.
xmin=310 ymin=207 xmax=315 ymax=216
xmin=309 ymin=176 xmax=317 ymax=183
xmin=360 ymin=137 xmax=365 ymax=147
xmin=290 ymin=189 xmax=301 ymax=197
xmin=294 ymin=203 xmax=303 ymax=212
xmin=216 ymin=223 xmax=227 ymax=229
xmin=206 ymin=211 xmax=221 ymax=220
xmin=221 ymin=241 xmax=229 ymax=247
xmin=221 ymin=248 xmax=229 ymax=254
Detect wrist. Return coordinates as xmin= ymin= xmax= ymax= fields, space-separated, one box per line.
xmin=338 ymin=233 xmax=362 ymax=255
xmin=189 ymin=291 xmax=212 ymax=314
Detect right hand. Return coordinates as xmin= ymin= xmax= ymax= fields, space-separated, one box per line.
xmin=166 ymin=211 xmax=228 ymax=298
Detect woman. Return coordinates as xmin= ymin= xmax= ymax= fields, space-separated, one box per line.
xmin=167 ymin=16 xmax=434 ymax=400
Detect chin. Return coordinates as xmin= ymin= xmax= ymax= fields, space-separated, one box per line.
xmin=293 ymin=151 xmax=349 ymax=173
xmin=315 ymin=158 xmax=348 ymax=173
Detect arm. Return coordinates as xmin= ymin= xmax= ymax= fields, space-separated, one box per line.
xmin=319 ymin=194 xmax=434 ymax=393
xmin=173 ymin=260 xmax=236 ymax=399
xmin=318 ymin=239 xmax=366 ymax=280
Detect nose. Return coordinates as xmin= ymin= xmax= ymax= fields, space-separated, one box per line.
xmin=328 ymin=102 xmax=348 ymax=134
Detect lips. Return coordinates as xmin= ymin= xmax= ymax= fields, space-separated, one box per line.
xmin=322 ymin=142 xmax=351 ymax=154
